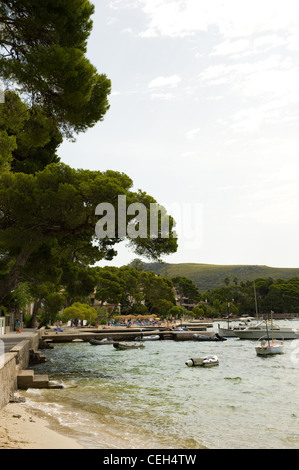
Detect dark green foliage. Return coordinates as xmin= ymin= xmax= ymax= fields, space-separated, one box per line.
xmin=0 ymin=91 xmax=62 ymax=172
xmin=205 ymin=277 xmax=299 ymax=315
xmin=171 ymin=276 xmax=201 ymax=304
xmin=93 ymin=266 xmax=175 ymax=317
xmin=0 ymin=0 xmax=178 ymax=311
xmin=0 ymin=163 xmax=177 ymax=303
xmin=0 ymin=0 xmax=111 ymax=135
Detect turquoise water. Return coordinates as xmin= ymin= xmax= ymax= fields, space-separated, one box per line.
xmin=25 ymin=321 xmax=299 ymax=449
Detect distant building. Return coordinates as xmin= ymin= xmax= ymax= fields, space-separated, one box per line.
xmin=173 ymin=289 xmax=199 ymax=311
xmin=90 ymin=294 xmax=121 ymax=315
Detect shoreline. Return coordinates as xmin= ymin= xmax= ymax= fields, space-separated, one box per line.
xmin=0 ymin=400 xmax=85 ymax=449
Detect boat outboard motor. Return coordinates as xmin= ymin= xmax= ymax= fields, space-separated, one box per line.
xmin=185 ymin=358 xmax=196 ymax=367
xmin=185 ymin=357 xmax=206 ymax=367
xmin=215 ymin=333 xmax=226 ymax=341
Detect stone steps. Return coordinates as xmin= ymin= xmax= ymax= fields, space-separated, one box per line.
xmin=17 ymin=370 xmax=47 ymax=390
xmin=17 ymin=370 xmax=63 ymax=390
xmin=29 ymin=348 xmax=47 ymax=364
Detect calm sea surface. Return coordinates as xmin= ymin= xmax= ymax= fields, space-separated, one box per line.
xmin=24 ymin=321 xmax=299 ymax=449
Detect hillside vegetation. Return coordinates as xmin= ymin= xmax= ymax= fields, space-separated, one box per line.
xmin=142 ymin=263 xmax=299 ymax=292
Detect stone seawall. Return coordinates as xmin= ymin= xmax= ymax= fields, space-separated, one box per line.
xmin=0 ymin=353 xmax=18 ymax=410
xmin=0 ymin=329 xmax=44 ymax=410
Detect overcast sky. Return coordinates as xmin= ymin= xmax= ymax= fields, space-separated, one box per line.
xmin=59 ymin=0 xmax=299 ymax=269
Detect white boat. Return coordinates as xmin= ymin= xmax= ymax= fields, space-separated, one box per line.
xmin=217 ymin=301 xmax=255 ymax=338
xmin=255 ymin=337 xmax=284 ymax=356
xmin=234 ymin=321 xmax=299 ymax=340
xmin=234 ymin=283 xmax=299 ymax=340
xmin=89 ymin=338 xmax=114 ymax=345
xmin=185 ymin=355 xmax=219 ymax=368
xmin=134 ymin=335 xmax=160 ymax=341
xmin=113 ymin=342 xmax=145 ymax=350
xmin=217 ymin=320 xmax=252 ymax=337
xmin=217 ymin=325 xmax=241 ymax=337
xmin=193 ymin=333 xmax=226 ymax=342
xmin=225 ymin=282 xmax=262 ymax=338
xmin=142 ymin=335 xmax=160 ymax=341
xmin=255 ymin=311 xmax=284 ymax=356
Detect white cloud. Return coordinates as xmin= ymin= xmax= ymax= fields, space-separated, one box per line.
xmin=139 ymin=27 xmax=158 ymax=38
xmin=109 ymin=0 xmax=140 ymax=10
xmin=148 ymin=74 xmax=181 ymax=88
xmin=238 ymin=174 xmax=299 ymax=227
xmin=253 ymin=35 xmax=288 ymax=50
xmin=181 ymin=151 xmax=196 ymax=158
xmin=199 ymin=55 xmax=299 ymax=104
xmin=231 ymin=108 xmax=264 ymax=133
xmin=211 ymin=39 xmax=251 ymax=58
xmin=120 ymin=27 xmax=134 ymax=34
xmin=186 ymin=128 xmax=200 ymax=139
xmin=210 ymin=35 xmax=290 ymax=59
xmin=150 ymin=92 xmax=174 ymax=100
xmin=106 ymin=16 xmax=119 ymax=26
xmin=135 ymin=0 xmax=299 ymax=39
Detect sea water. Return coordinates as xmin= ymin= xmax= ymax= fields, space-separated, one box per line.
xmin=24 ymin=321 xmax=299 ymax=449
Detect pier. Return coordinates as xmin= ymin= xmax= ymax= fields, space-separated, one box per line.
xmin=42 ymin=324 xmax=215 ymax=344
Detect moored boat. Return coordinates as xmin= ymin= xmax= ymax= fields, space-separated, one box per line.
xmin=234 ymin=321 xmax=299 ymax=340
xmin=142 ymin=335 xmax=160 ymax=341
xmin=89 ymin=338 xmax=114 ymax=345
xmin=255 ymin=311 xmax=285 ymax=356
xmin=255 ymin=337 xmax=284 ymax=356
xmin=193 ymin=333 xmax=226 ymax=342
xmin=134 ymin=335 xmax=160 ymax=341
xmin=217 ymin=325 xmax=237 ymax=337
xmin=235 ymin=283 xmax=299 ymax=340
xmin=217 ymin=317 xmax=254 ymax=337
xmin=113 ymin=342 xmax=145 ymax=350
xmin=185 ymin=355 xmax=219 ymax=367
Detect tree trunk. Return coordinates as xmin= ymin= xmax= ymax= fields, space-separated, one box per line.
xmin=112 ymin=303 xmax=119 ymax=314
xmin=28 ymin=299 xmax=41 ymax=328
xmin=0 ymin=244 xmax=36 ymax=304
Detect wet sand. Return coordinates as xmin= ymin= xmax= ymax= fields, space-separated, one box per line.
xmin=0 ymin=401 xmax=85 ymax=449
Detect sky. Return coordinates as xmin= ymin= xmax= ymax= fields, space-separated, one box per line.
xmin=59 ymin=0 xmax=299 ymax=269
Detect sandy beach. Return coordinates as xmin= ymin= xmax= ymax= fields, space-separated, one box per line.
xmin=0 ymin=401 xmax=85 ymax=449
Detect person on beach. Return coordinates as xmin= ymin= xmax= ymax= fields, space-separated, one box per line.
xmin=15 ymin=319 xmax=21 ymax=333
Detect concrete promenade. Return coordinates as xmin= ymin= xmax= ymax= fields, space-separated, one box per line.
xmin=0 ymin=329 xmax=39 ymax=355
xmin=0 ymin=328 xmax=45 ymax=409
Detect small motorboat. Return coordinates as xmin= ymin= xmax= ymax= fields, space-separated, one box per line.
xmin=89 ymin=338 xmax=114 ymax=345
xmin=134 ymin=335 xmax=160 ymax=341
xmin=185 ymin=355 xmax=219 ymax=367
xmin=143 ymin=335 xmax=160 ymax=341
xmin=193 ymin=333 xmax=226 ymax=342
xmin=113 ymin=342 xmax=145 ymax=350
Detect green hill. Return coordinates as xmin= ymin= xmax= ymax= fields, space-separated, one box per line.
xmin=142 ymin=263 xmax=299 ymax=292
